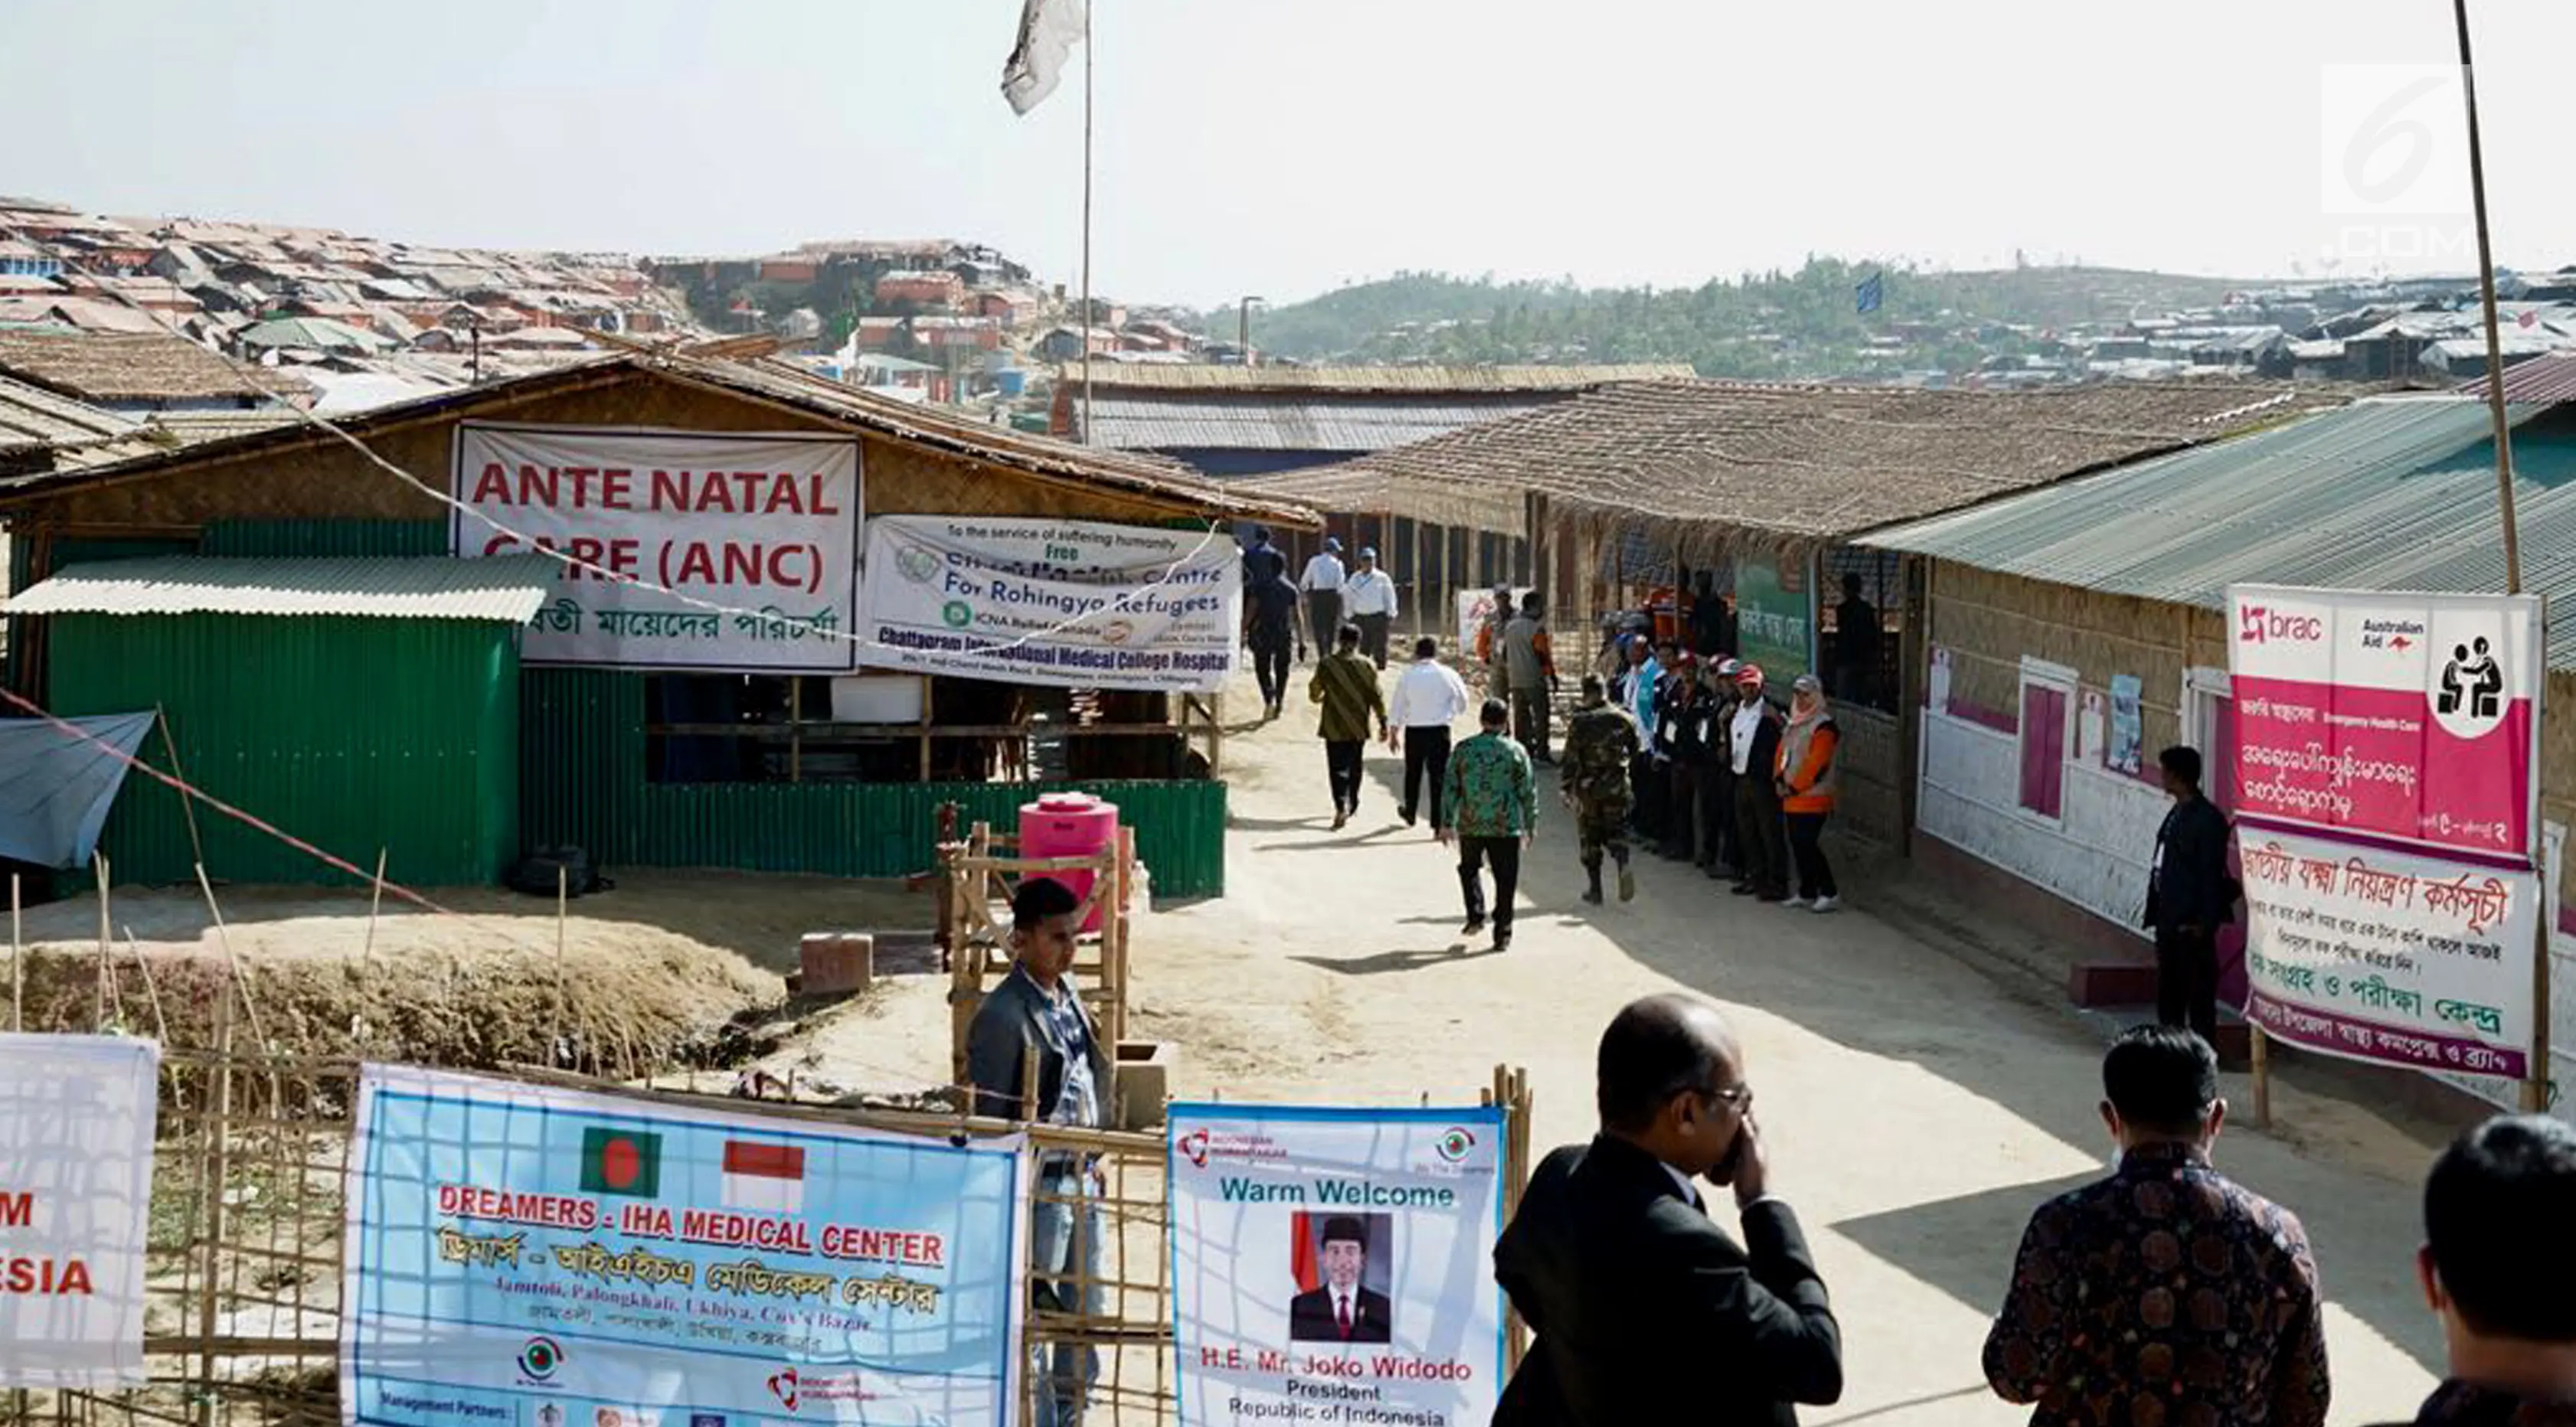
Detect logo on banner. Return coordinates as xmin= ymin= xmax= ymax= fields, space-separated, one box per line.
xmin=1434 ymin=1128 xmax=1476 ymax=1163
xmin=518 ymin=1337 xmax=564 ymax=1382
xmin=767 ymin=1370 xmax=799 ymax=1411
xmin=2434 ymin=635 xmax=2510 ymax=741
xmin=1178 ymin=1128 xmax=1211 ymax=1168
xmin=538 ymin=1408 xmax=564 ymax=1427
xmin=579 ymin=1127 xmax=663 ymax=1198
xmin=942 ymin=600 xmax=974 ymax=629
xmin=2240 ymin=605 xmax=2323 ymax=645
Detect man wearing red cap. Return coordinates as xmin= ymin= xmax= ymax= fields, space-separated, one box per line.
xmin=1728 ymin=665 xmax=1789 ymax=902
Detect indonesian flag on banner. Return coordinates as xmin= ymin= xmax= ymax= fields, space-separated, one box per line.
xmin=1002 ymin=0 xmax=1087 ymax=116
xmin=721 ymin=1141 xmax=806 ymax=1213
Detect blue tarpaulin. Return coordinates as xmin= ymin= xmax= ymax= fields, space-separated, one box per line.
xmin=0 ymin=711 xmax=154 ymax=868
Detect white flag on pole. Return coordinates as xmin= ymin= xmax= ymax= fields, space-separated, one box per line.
xmin=1002 ymin=0 xmax=1087 ymax=116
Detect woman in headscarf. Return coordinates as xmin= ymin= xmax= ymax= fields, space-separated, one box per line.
xmin=1773 ymin=672 xmax=1842 ymax=912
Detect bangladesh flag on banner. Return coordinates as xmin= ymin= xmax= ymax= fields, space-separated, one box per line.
xmin=580 ymin=1126 xmax=663 ymax=1197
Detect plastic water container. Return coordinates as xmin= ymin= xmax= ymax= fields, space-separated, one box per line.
xmin=1018 ymin=792 xmax=1122 ymax=933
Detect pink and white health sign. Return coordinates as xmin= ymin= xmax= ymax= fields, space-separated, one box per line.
xmin=2228 ymin=585 xmax=2543 ymax=860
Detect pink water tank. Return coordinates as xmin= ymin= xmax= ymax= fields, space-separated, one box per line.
xmin=1018 ymin=792 xmax=1122 ymax=932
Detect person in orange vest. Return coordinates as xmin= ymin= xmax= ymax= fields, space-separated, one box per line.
xmin=1774 ymin=673 xmax=1841 ymax=913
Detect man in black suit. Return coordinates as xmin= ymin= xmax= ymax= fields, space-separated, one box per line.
xmin=1493 ymin=993 xmax=1841 ymax=1427
xmin=2145 ymin=745 xmax=2234 ymax=1044
xmin=1288 ymin=1216 xmax=1392 ymax=1344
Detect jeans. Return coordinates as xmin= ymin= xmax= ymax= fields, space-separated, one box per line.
xmin=1249 ymin=629 xmax=1293 ymax=707
xmin=1785 ymin=811 xmax=1838 ymax=900
xmin=1458 ymin=834 xmax=1522 ymax=937
xmin=1325 ymin=740 xmax=1365 ymax=815
xmin=1029 ymin=1165 xmax=1103 ymax=1427
xmin=1354 ymin=612 xmax=1391 ymax=669
xmin=1401 ymin=727 xmax=1452 ymax=827
xmin=2156 ymin=924 xmax=2221 ymax=1043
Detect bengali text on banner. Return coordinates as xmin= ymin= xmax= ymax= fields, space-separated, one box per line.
xmin=453 ymin=423 xmax=861 ymax=673
xmin=342 ymin=1066 xmax=1025 ymax=1427
xmin=858 ymin=516 xmax=1239 ymax=693
xmin=1167 ymin=1104 xmax=1505 ymax=1427
xmin=0 ymin=1033 xmax=159 ymax=1388
xmin=2227 ymin=584 xmax=2542 ymax=858
xmin=2239 ymin=826 xmax=2537 ymax=1081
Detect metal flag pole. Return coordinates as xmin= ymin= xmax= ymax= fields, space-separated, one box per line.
xmin=2451 ymin=0 xmax=2550 ymax=1115
xmin=1079 ymin=0 xmax=1095 ymax=447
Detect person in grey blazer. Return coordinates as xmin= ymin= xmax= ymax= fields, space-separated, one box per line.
xmin=967 ymin=877 xmax=1113 ymax=1427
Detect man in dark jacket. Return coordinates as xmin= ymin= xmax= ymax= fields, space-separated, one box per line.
xmin=1493 ymin=994 xmax=1841 ymax=1427
xmin=1728 ymin=665 xmax=1789 ymax=902
xmin=2391 ymin=1115 xmax=2576 ymax=1427
xmin=2145 ymin=745 xmax=2234 ymax=1043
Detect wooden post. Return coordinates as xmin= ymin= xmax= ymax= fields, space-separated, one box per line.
xmin=2251 ymin=1024 xmax=2273 ymax=1128
xmin=195 ymin=982 xmax=234 ymax=1427
xmin=193 ymin=862 xmax=267 ymax=1052
xmin=8 ymin=874 xmax=18 ymax=1032
xmin=918 ymin=676 xmax=934 ymax=785
xmin=1412 ymin=515 xmax=1428 ymax=642
xmin=361 ymin=847 xmax=389 ymax=966
xmin=554 ymin=864 xmax=570 ymax=1066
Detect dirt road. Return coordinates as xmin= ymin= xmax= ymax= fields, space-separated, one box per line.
xmin=808 ymin=676 xmax=2453 ymax=1427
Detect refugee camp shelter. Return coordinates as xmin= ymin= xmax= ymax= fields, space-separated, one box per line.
xmin=0 ymin=351 xmax=1314 ymax=897
xmin=1257 ymin=378 xmax=2330 ymax=843
xmin=1862 ymin=393 xmax=2576 ymax=1096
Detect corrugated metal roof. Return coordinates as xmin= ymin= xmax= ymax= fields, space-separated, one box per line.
xmin=1066 ymin=362 xmax=1696 ymax=394
xmin=9 ymin=554 xmax=558 ymax=622
xmin=1859 ymin=397 xmax=2576 ymax=668
xmin=2462 ymin=351 xmax=2576 ymax=404
xmin=1084 ymin=390 xmax=1566 ymax=453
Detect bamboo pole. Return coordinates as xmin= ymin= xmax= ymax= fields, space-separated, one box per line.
xmin=195 ymin=984 xmax=233 ymax=1427
xmin=157 ymin=705 xmax=210 ymax=876
xmin=554 ymin=864 xmax=570 ymax=1067
xmin=93 ymin=852 xmax=110 ymax=1030
xmin=363 ymin=848 xmax=387 ymax=967
xmin=192 ymin=862 xmax=268 ymax=1053
xmin=8 ymin=874 xmax=18 ymax=1032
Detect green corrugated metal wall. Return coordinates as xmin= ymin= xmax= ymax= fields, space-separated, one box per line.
xmin=48 ymin=613 xmax=519 ymax=887
xmin=20 ymin=520 xmax=1231 ymax=896
xmin=520 ymin=668 xmax=1231 ymax=896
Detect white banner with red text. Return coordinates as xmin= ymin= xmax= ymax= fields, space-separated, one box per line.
xmin=453 ymin=423 xmax=862 ymax=672
xmin=2228 ymin=584 xmax=2542 ymax=859
xmin=0 ymin=1033 xmax=159 ymax=1387
xmin=858 ymin=516 xmax=1238 ymax=692
xmin=1167 ymin=1104 xmax=1505 ymax=1427
xmin=2241 ymin=828 xmax=2538 ymax=1080
xmin=342 ymin=1065 xmax=1025 ymax=1427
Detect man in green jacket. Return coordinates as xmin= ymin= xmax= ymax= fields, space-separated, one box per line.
xmin=1309 ymin=622 xmax=1388 ymax=831
xmin=1440 ymin=697 xmax=1538 ymax=950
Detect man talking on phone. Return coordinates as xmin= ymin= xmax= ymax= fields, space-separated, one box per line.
xmin=1492 ymin=993 xmax=1841 ymax=1427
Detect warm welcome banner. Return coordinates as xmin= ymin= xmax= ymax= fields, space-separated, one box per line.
xmin=0 ymin=1034 xmax=159 ymax=1387
xmin=342 ymin=1066 xmax=1025 ymax=1427
xmin=453 ymin=423 xmax=862 ymax=673
xmin=859 ymin=516 xmax=1240 ymax=693
xmin=1167 ymin=1104 xmax=1505 ymax=1427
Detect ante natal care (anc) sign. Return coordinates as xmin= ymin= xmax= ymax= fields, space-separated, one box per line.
xmin=2239 ymin=829 xmax=2538 ymax=1079
xmin=2228 ymin=584 xmax=2542 ymax=857
xmin=860 ymin=516 xmax=1239 ymax=692
xmin=343 ymin=1066 xmax=1025 ymax=1427
xmin=0 ymin=1034 xmax=159 ymax=1388
xmin=1167 ymin=1104 xmax=1505 ymax=1427
xmin=453 ymin=423 xmax=862 ymax=673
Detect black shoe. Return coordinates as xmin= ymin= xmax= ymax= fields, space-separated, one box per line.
xmin=1400 ymin=807 xmax=1417 ymax=827
xmin=1494 ymin=929 xmax=1513 ymax=951
xmin=1730 ymin=882 xmax=1758 ymax=896
xmin=1462 ymin=916 xmax=1486 ymax=938
xmin=1581 ymin=886 xmax=1603 ymax=906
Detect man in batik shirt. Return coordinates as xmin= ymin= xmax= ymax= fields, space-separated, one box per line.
xmin=1439 ymin=697 xmax=1535 ymax=951
xmin=1984 ymin=1026 xmax=2328 ymax=1427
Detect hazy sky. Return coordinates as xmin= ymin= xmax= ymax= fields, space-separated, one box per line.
xmin=6 ymin=0 xmax=2572 ymax=307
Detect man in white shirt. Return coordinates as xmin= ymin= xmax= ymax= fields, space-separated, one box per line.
xmin=1386 ymin=636 xmax=1471 ymax=829
xmin=1342 ymin=547 xmax=1400 ymax=670
xmin=1299 ymin=537 xmax=1348 ymax=657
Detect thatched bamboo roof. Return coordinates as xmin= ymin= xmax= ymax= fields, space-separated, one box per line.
xmin=1251 ymin=378 xmax=2340 ymax=550
xmin=0 ymin=329 xmax=307 ymax=404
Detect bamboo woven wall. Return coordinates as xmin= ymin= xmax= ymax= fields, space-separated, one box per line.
xmin=1928 ymin=563 xmax=2190 ymax=762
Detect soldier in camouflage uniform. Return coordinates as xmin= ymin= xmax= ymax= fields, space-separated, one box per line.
xmin=1561 ymin=673 xmax=1640 ymax=906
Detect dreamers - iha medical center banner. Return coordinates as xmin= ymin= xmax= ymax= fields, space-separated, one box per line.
xmin=342 ymin=1066 xmax=1025 ymax=1427
xmin=1167 ymin=1104 xmax=1506 ymax=1427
